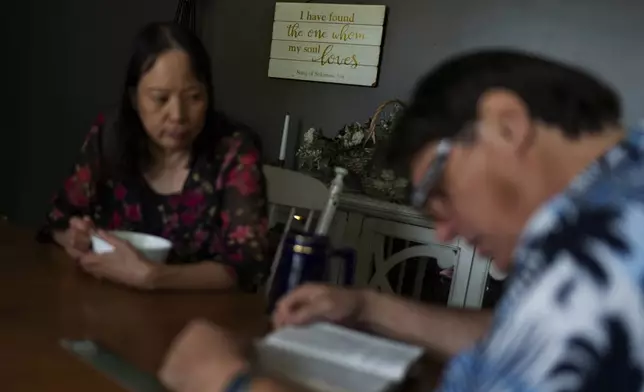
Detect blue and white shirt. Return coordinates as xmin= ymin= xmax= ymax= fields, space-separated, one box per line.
xmin=439 ymin=130 xmax=644 ymax=391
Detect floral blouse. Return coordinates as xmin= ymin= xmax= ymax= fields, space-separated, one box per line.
xmin=44 ymin=114 xmax=269 ymax=291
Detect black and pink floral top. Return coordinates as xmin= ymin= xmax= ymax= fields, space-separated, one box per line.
xmin=44 ymin=114 xmax=269 ymax=290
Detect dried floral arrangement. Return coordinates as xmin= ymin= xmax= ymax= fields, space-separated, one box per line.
xmin=296 ymin=100 xmax=409 ymax=202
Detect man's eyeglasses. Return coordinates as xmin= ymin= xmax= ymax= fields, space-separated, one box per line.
xmin=410 ymin=139 xmax=452 ymax=209
xmin=409 ymin=121 xmax=480 ymax=210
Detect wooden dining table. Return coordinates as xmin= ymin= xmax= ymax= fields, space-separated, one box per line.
xmin=0 ymin=223 xmax=444 ymax=391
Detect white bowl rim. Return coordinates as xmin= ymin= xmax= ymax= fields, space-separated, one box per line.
xmin=96 ymin=230 xmax=173 ymax=250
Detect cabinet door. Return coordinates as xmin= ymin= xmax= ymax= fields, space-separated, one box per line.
xmin=464 ymin=255 xmax=508 ymax=309
xmin=354 ymin=217 xmax=476 ymax=308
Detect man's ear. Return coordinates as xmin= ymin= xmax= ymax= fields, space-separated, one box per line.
xmin=479 ymin=89 xmax=534 ymax=154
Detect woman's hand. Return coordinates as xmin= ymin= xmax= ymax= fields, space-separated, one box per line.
xmin=160 ymin=319 xmax=248 ymax=392
xmin=272 ymin=284 xmax=368 ymax=329
xmin=79 ymin=230 xmax=157 ymax=289
xmin=55 ymin=216 xmax=94 ymax=259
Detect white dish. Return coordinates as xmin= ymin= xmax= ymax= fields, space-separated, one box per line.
xmin=91 ymin=230 xmax=172 ymax=263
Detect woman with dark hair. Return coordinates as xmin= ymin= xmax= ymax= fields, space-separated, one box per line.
xmin=43 ymin=22 xmax=268 ymax=292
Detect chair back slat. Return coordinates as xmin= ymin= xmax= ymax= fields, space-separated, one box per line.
xmin=268 ymin=204 xmax=277 ymax=228
xmin=303 ymin=210 xmax=316 ymax=232
xmin=262 ymin=165 xmax=331 ymax=294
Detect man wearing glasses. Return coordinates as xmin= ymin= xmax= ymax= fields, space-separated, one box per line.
xmin=161 ymin=50 xmax=644 ymax=391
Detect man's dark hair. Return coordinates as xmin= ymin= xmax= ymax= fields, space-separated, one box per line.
xmin=387 ymin=49 xmax=621 ymax=169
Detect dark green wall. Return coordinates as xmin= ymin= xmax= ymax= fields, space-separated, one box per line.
xmin=201 ymin=0 xmax=644 ymax=167
xmin=3 ymin=0 xmax=178 ymax=224
xmin=4 ymin=0 xmax=644 ymax=225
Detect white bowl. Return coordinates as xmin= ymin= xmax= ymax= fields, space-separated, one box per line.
xmin=91 ymin=230 xmax=172 ymax=263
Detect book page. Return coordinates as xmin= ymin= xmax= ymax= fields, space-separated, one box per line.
xmin=256 ymin=343 xmax=394 ymax=392
xmin=262 ymin=323 xmax=424 ymax=381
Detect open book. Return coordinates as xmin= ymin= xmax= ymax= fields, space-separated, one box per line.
xmin=255 ymin=323 xmax=424 ymax=392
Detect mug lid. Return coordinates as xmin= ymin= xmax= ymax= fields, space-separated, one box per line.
xmin=287 ymin=230 xmax=329 ymax=246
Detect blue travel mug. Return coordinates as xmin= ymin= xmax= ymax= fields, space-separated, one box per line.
xmin=267 ymin=231 xmax=355 ymax=313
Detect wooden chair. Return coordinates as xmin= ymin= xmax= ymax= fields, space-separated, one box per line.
xmin=262 ymin=165 xmax=329 ymax=291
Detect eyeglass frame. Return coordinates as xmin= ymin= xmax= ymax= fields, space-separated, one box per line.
xmin=409 ymin=123 xmax=479 ymax=210
xmin=410 ymin=139 xmax=452 ymax=209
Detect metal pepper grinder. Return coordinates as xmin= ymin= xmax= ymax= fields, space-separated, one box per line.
xmin=315 ymin=167 xmax=348 ymax=236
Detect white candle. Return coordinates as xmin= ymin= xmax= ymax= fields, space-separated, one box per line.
xmin=279 ymin=113 xmax=290 ymax=161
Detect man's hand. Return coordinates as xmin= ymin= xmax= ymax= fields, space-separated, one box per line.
xmin=274 ymin=284 xmax=493 ymax=358
xmin=79 ymin=230 xmax=156 ymax=289
xmin=272 ymin=284 xmax=368 ymax=328
xmin=56 ymin=216 xmax=94 ymax=259
xmin=160 ymin=319 xmax=248 ymax=392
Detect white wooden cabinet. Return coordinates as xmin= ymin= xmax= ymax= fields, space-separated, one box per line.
xmin=330 ymin=193 xmax=493 ymax=309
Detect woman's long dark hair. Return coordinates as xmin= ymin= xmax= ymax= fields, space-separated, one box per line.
xmin=101 ymin=22 xmax=232 ymax=180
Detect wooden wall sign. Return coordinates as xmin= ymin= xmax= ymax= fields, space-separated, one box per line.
xmin=268 ymin=3 xmax=387 ymax=87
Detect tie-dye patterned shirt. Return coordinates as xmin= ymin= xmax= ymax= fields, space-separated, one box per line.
xmin=439 ymin=130 xmax=644 ymax=391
